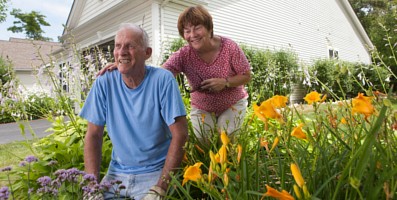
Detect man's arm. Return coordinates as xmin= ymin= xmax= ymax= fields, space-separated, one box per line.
xmin=84 ymin=122 xmax=105 ymax=181
xmin=157 ymin=116 xmax=188 ymax=191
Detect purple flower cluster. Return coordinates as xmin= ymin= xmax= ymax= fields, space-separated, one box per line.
xmin=0 ymin=186 xmax=9 ymax=199
xmin=36 ymin=176 xmax=58 ymax=196
xmin=0 ymin=167 xmax=11 ymax=172
xmin=25 ymin=155 xmax=38 ymax=163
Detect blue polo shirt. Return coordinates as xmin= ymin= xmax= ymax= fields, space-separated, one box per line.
xmin=79 ymin=66 xmax=186 ymax=174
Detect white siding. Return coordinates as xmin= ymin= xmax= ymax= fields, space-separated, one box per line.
xmin=74 ymin=0 xmax=153 ymax=49
xmin=77 ymin=0 xmax=124 ymax=26
xmin=207 ymin=0 xmax=371 ymax=64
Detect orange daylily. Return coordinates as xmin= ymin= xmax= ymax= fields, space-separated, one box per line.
xmin=254 ymin=100 xmax=283 ymax=122
xmin=237 ymin=144 xmax=242 ymax=164
xmin=262 ymin=184 xmax=295 ymax=200
xmin=269 ymin=95 xmax=289 ymax=108
xmin=291 ymin=123 xmax=307 ymax=140
xmin=182 ymin=162 xmax=203 ymax=186
xmin=218 ymin=145 xmax=227 ymax=165
xmin=352 ymin=93 xmax=375 ymax=120
xmin=221 ymin=131 xmax=230 ymax=146
xmin=270 ymin=137 xmax=280 ymax=152
xmin=291 ymin=163 xmax=305 ymax=188
xmin=303 ymin=91 xmax=321 ymax=105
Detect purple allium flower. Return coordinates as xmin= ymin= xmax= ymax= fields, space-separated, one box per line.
xmin=83 ymin=174 xmax=96 ymax=182
xmin=0 ymin=186 xmax=9 ymax=199
xmin=0 ymin=166 xmax=12 ymax=172
xmin=25 ymin=155 xmax=38 ymax=163
xmin=37 ymin=176 xmax=52 ymax=186
xmin=47 ymin=160 xmax=58 ymax=166
xmin=19 ymin=161 xmax=27 ymax=167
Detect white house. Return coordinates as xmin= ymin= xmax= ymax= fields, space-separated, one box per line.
xmin=0 ymin=38 xmax=61 ymax=93
xmin=61 ymin=0 xmax=373 ymax=66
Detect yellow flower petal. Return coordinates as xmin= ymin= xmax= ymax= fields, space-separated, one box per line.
xmin=304 ymin=91 xmax=321 ymax=105
xmin=270 ymin=137 xmax=280 ymax=152
xmin=270 ymin=95 xmax=289 ymax=108
xmin=352 ymin=93 xmax=375 ymax=120
xmin=182 ymin=162 xmax=203 ymax=186
xmin=220 ymin=131 xmax=230 ymax=146
xmin=218 ymin=145 xmax=227 ymax=165
xmin=263 ymin=184 xmax=295 ymax=200
xmin=291 ymin=163 xmax=305 ymax=188
xmin=291 ymin=123 xmax=307 ymax=140
xmin=237 ymin=144 xmax=242 ymax=164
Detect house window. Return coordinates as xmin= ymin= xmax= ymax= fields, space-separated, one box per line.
xmin=328 ymin=48 xmax=339 ymax=59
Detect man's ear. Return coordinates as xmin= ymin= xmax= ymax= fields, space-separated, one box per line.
xmin=145 ymin=47 xmax=152 ymax=59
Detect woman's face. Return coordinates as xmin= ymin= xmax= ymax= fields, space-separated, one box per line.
xmin=183 ymin=24 xmax=211 ymax=51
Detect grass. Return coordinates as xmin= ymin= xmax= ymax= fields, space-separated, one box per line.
xmin=0 ymin=140 xmax=35 ymax=168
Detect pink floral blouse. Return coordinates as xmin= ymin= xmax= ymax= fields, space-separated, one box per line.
xmin=163 ymin=36 xmax=250 ymax=116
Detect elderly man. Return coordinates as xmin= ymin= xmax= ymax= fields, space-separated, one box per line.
xmin=80 ymin=23 xmax=188 ymax=200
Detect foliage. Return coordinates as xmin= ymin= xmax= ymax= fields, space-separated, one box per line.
xmin=242 ymin=46 xmax=300 ymax=103
xmin=0 ymin=0 xmax=7 ymax=23
xmin=7 ymin=8 xmax=51 ymax=41
xmin=308 ymin=59 xmax=391 ymax=99
xmin=348 ymin=0 xmax=397 ymax=87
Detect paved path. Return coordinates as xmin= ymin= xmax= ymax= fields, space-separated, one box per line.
xmin=0 ymin=119 xmax=54 ymax=144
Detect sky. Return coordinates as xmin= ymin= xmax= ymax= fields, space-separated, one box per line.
xmin=0 ymin=0 xmax=73 ymax=42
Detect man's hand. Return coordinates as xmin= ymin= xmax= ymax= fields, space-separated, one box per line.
xmin=141 ymin=185 xmax=166 ymax=200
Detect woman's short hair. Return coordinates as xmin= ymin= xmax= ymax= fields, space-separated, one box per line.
xmin=177 ymin=5 xmax=214 ymax=38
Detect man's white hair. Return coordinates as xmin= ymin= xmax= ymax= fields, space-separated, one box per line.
xmin=117 ymin=23 xmax=150 ymax=48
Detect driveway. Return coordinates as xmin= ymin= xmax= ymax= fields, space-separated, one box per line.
xmin=0 ymin=119 xmax=54 ymax=144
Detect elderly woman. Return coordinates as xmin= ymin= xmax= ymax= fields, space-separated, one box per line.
xmin=163 ymin=5 xmax=251 ymax=140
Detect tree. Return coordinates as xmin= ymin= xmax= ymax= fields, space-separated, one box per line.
xmin=0 ymin=0 xmax=8 ymax=23
xmin=7 ymin=8 xmax=52 ymax=41
xmin=348 ymin=0 xmax=397 ymax=87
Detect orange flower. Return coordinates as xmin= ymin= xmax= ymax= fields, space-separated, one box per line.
xmin=237 ymin=144 xmax=242 ymax=164
xmin=254 ymin=100 xmax=283 ymax=121
xmin=218 ymin=145 xmax=227 ymax=165
xmin=291 ymin=123 xmax=307 ymax=140
xmin=291 ymin=163 xmax=305 ymax=188
xmin=352 ymin=93 xmax=375 ymax=120
xmin=270 ymin=95 xmax=289 ymax=108
xmin=262 ymin=184 xmax=295 ymax=200
xmin=270 ymin=137 xmax=280 ymax=152
xmin=182 ymin=162 xmax=203 ymax=186
xmin=221 ymin=131 xmax=230 ymax=146
xmin=304 ymin=91 xmax=321 ymax=105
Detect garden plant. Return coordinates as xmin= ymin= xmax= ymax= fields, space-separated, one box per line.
xmin=0 ymin=32 xmax=396 ymax=199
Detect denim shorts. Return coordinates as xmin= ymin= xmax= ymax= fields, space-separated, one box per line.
xmin=101 ymin=169 xmax=162 ymax=200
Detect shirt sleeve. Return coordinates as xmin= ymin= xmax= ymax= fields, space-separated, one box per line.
xmin=159 ymin=72 xmax=187 ymax=126
xmin=230 ymin=40 xmax=251 ymax=75
xmin=162 ymin=48 xmax=185 ymax=75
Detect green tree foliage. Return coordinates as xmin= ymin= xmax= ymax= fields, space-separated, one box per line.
xmin=7 ymin=8 xmax=52 ymax=41
xmin=348 ymin=0 xmax=397 ymax=86
xmin=0 ymin=0 xmax=8 ymax=23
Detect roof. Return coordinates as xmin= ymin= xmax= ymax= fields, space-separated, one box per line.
xmin=0 ymin=38 xmax=62 ymax=71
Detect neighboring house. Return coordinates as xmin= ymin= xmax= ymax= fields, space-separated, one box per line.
xmin=61 ymin=0 xmax=373 ymax=66
xmin=0 ymin=38 xmax=61 ymax=92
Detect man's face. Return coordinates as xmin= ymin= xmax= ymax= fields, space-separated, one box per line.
xmin=113 ymin=29 xmax=149 ymax=74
